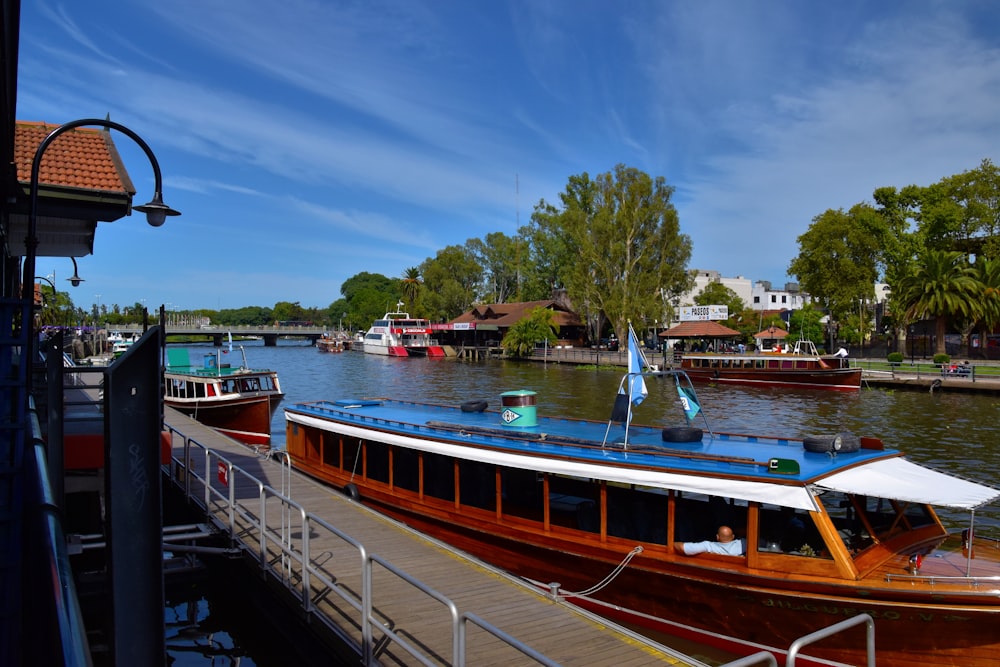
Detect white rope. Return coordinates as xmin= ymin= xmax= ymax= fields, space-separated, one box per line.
xmin=558 ymin=546 xmax=644 ymax=598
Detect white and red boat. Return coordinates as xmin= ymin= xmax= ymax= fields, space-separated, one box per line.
xmin=359 ymin=304 xmax=445 ymax=357
xmin=164 ymin=346 xmax=283 ymax=448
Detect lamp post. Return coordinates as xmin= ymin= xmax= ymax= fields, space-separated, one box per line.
xmin=909 ymin=325 xmax=915 ymax=364
xmin=18 ymin=118 xmax=179 ymax=667
xmin=20 ymin=118 xmax=179 ymax=392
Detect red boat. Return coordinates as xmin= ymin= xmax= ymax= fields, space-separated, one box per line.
xmin=164 ymin=347 xmax=283 ymax=448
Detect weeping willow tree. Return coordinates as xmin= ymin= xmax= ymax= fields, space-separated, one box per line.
xmin=529 ymin=164 xmax=693 ymax=343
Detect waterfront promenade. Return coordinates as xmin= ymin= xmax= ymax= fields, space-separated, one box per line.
xmin=527 ymin=346 xmax=1000 ymax=395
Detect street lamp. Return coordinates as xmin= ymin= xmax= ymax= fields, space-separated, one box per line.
xmin=19 ymin=118 xmax=180 ymax=421
xmin=909 ymin=325 xmax=915 ymax=364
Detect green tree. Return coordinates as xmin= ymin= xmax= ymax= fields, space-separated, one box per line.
xmin=788 ymin=204 xmax=881 ymax=322
xmin=532 ymin=164 xmax=692 ymax=344
xmin=501 ymin=306 xmax=558 ymax=357
xmin=420 ymin=245 xmax=482 ymax=322
xmin=895 ymin=250 xmax=980 ymax=355
xmin=400 ymin=267 xmax=421 ymax=313
xmin=467 ymin=232 xmax=522 ymax=303
xmin=918 ymin=159 xmax=1000 ymax=258
xmin=786 ymin=304 xmax=826 ymax=348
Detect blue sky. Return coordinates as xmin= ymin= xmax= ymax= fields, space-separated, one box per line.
xmin=16 ymin=1 xmax=1000 ymax=314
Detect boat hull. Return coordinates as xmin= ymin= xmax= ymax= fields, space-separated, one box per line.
xmin=682 ymin=366 xmax=863 ymax=391
xmin=167 ymin=394 xmax=274 ymax=447
xmin=300 ymin=471 xmax=999 ymax=667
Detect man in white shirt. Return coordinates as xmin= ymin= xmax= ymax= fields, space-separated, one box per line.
xmin=676 ymin=525 xmax=744 ymax=556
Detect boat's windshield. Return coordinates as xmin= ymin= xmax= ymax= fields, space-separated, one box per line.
xmin=817 ymin=490 xmax=937 ymax=555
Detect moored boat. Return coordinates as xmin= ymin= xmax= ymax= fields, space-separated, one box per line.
xmin=361 ymin=303 xmax=445 ymax=357
xmin=164 ymin=346 xmax=283 ymax=448
xmin=679 ymin=340 xmax=862 ymax=391
xmin=283 ymin=326 xmax=999 ymax=667
xmin=316 ymin=334 xmax=346 ymax=353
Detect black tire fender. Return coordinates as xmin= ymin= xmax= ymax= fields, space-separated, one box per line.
xmin=662 ymin=426 xmax=704 ymax=443
xmin=803 ymin=432 xmax=860 ymax=453
xmin=343 ymin=483 xmax=360 ymax=501
xmin=460 ymin=399 xmax=488 ymax=413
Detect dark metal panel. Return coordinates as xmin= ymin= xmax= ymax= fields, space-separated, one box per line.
xmin=103 ymin=326 xmax=164 ymax=666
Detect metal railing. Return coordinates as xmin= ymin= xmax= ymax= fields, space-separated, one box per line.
xmin=164 ymin=428 xmax=561 ymax=666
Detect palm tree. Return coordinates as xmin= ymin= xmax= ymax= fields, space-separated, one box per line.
xmin=971 ymin=257 xmax=1000 ymax=355
xmin=400 ymin=267 xmax=421 ymax=314
xmin=895 ymin=250 xmax=980 ymax=356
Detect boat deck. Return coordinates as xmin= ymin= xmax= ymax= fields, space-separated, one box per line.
xmin=163 ymin=408 xmax=708 ymax=666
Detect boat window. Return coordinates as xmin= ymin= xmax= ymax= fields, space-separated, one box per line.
xmin=393 ymin=447 xmax=419 ymax=493
xmin=674 ymin=493 xmax=748 ymax=551
xmin=757 ymin=503 xmax=825 ymax=556
xmin=607 ymin=484 xmax=667 ymax=544
xmin=423 ymin=452 xmax=455 ymax=502
xmin=321 ymin=432 xmax=340 ymax=468
xmin=221 ymin=379 xmax=237 ymax=394
xmin=458 ymin=460 xmax=496 ymax=511
xmin=193 ymin=382 xmax=206 ymax=399
xmin=548 ymin=474 xmax=600 ymax=535
xmin=342 ymin=439 xmax=361 ymax=476
xmin=500 ymin=466 xmax=543 ymax=522
xmin=365 ymin=441 xmax=389 ymax=483
xmin=817 ymin=491 xmax=874 ymax=555
xmin=856 ymin=495 xmax=935 ymax=540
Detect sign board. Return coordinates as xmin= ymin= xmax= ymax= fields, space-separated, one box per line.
xmin=679 ymin=305 xmax=729 ymax=321
xmin=217 ymin=461 xmax=229 ymax=486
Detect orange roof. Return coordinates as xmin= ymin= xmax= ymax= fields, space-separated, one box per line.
xmin=14 ymin=121 xmax=133 ymax=194
xmin=659 ymin=321 xmax=741 ymax=338
xmin=754 ymin=327 xmax=788 ymax=340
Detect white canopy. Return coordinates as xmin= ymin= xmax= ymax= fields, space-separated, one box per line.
xmin=812 ymin=457 xmax=1000 ymax=510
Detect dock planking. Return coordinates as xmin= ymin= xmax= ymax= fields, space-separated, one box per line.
xmin=164 ymin=407 xmax=705 ymax=666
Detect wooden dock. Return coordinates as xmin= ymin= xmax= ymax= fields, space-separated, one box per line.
xmin=162 ymin=408 xmax=707 ymax=666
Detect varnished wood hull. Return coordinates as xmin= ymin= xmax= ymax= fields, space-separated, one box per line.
xmin=167 ymin=394 xmax=273 ymax=446
xmin=681 ymin=366 xmax=862 ymax=391
xmin=341 ymin=480 xmax=999 ymax=667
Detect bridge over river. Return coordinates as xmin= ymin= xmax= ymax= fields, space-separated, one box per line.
xmin=112 ymin=323 xmax=333 ymax=346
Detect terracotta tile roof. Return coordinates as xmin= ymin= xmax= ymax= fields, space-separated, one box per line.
xmin=451 ymin=300 xmax=584 ymax=328
xmin=14 ymin=121 xmax=133 ymax=194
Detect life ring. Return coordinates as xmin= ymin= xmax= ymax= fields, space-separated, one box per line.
xmin=343 ymin=483 xmax=360 ymax=501
xmin=803 ymin=432 xmax=860 ymax=454
xmin=662 ymin=426 xmax=704 ymax=443
xmin=460 ymin=399 xmax=488 ymax=413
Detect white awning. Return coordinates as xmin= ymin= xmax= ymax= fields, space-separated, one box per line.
xmin=811 ymin=458 xmax=1000 ymax=510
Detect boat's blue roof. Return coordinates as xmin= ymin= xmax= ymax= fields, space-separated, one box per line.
xmin=284 ymin=398 xmax=895 ymax=485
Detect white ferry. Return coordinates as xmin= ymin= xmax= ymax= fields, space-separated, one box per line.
xmin=360 ymin=304 xmax=445 ymax=357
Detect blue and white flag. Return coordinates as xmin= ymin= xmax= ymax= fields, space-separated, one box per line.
xmin=626 ymin=324 xmax=648 ymax=407
xmin=677 ymin=385 xmax=701 ymax=422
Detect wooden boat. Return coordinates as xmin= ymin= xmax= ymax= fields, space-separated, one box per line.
xmin=360 ymin=302 xmax=445 ymax=357
xmin=316 ymin=335 xmax=346 ymax=353
xmin=164 ymin=347 xmax=283 ymax=447
xmin=679 ymin=340 xmax=862 ymax=391
xmin=283 ymin=327 xmax=1000 ymax=667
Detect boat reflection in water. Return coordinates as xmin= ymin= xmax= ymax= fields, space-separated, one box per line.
xmin=283 ymin=327 xmax=999 ymax=667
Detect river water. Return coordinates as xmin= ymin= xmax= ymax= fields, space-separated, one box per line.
xmin=168 ymin=340 xmax=1000 ymax=665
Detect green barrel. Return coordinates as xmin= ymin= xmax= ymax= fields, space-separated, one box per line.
xmin=499 ymin=390 xmax=537 ymax=427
